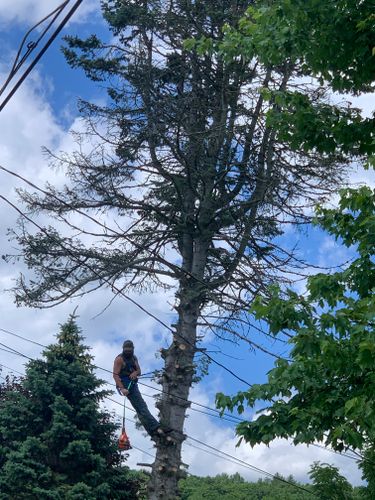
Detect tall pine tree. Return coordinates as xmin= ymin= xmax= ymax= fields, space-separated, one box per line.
xmin=0 ymin=316 xmax=143 ymax=499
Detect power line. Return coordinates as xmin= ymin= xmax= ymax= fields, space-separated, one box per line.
xmin=0 ymin=1 xmax=69 ymax=98
xmin=0 ymin=346 xmax=26 ymax=356
xmin=99 ymin=393 xmax=312 ymax=490
xmin=105 ymin=379 xmax=242 ymax=425
xmin=0 ymin=325 xmax=244 ymax=424
xmin=0 ymin=0 xmax=84 ymax=113
xmin=103 ymin=393 xmax=316 ymax=496
xmin=136 ymin=379 xmax=243 ymax=424
xmin=0 ymin=362 xmax=24 ymax=376
xmin=184 ymin=440 xmax=314 ymax=494
xmin=309 ymin=442 xmax=360 ymax=463
xmin=0 ymin=327 xmax=46 ymax=348
xmin=131 ymin=444 xmax=155 ymax=460
xmin=0 ymin=342 xmax=368 ymax=468
xmin=0 ymin=348 xmax=369 ymax=487
xmin=103 ymin=395 xmax=317 ymax=497
xmin=186 ymin=435 xmax=317 ymax=496
xmin=0 ymin=341 xmax=33 ymax=360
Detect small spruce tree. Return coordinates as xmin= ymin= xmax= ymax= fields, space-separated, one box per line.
xmin=0 ymin=316 xmax=144 ymax=499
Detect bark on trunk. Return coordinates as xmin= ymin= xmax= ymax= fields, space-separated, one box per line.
xmin=147 ymin=245 xmax=207 ymax=499
xmin=147 ymin=301 xmax=199 ymax=499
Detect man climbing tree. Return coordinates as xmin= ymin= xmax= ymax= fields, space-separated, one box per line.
xmin=4 ymin=1 xmax=372 ymax=498
xmin=113 ymin=339 xmax=172 ymax=439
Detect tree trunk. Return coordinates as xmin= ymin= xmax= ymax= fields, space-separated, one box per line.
xmin=148 ymin=244 xmax=207 ymax=499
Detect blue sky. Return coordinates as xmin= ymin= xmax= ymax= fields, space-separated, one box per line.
xmin=0 ymin=0 xmax=373 ymax=485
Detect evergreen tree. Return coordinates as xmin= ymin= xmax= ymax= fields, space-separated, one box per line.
xmin=0 ymin=316 xmax=144 ymax=499
xmin=359 ymin=448 xmax=375 ymax=499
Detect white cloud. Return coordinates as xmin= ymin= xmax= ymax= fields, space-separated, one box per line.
xmin=0 ymin=58 xmax=170 ymax=361
xmin=351 ymin=92 xmax=375 ymax=119
xmin=0 ymin=0 xmax=99 ymax=27
xmin=349 ymin=164 xmax=375 ymax=188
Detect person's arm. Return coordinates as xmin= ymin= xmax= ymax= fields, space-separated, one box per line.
xmin=113 ymin=356 xmax=129 ymax=395
xmin=129 ymin=356 xmax=141 ymax=380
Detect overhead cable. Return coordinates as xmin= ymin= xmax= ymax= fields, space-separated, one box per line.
xmin=0 ymin=0 xmax=84 ymax=113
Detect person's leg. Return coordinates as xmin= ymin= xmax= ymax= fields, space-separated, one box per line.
xmin=127 ymin=384 xmax=160 ymax=436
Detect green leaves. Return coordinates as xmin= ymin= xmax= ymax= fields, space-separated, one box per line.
xmin=216 ymin=187 xmax=375 ymax=478
xmin=357 ymin=341 xmax=375 ymax=369
xmin=222 ymin=0 xmax=375 ymax=94
xmin=309 ymin=462 xmax=354 ymax=500
xmin=180 ymin=472 xmax=314 ymax=499
xmin=216 ymin=0 xmax=375 ymax=162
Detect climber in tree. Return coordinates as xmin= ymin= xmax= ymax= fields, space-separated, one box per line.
xmin=113 ymin=340 xmax=169 ymax=439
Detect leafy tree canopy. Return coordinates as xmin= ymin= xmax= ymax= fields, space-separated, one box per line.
xmin=217 ymin=186 xmax=375 ymax=453
xmin=187 ymin=0 xmax=374 ymax=160
xmin=179 ymin=472 xmax=312 ymax=499
xmin=179 ymin=469 xmax=365 ymax=499
xmin=219 ymin=0 xmax=375 ymax=94
xmin=187 ymin=0 xmax=375 ymax=163
xmin=309 ymin=462 xmax=354 ymax=500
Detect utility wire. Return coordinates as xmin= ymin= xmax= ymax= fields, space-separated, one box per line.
xmin=137 ymin=379 xmax=243 ymax=424
xmin=0 ymin=0 xmax=84 ymax=113
xmin=0 ymin=346 xmax=26 ymax=356
xmin=131 ymin=445 xmax=155 ymax=460
xmin=309 ymin=442 xmax=360 ymax=462
xmin=0 ymin=362 xmax=24 ymax=376
xmin=0 ymin=341 xmax=33 ymax=360
xmin=104 ymin=395 xmax=317 ymax=497
xmin=0 ymin=343 xmax=368 ymax=468
xmin=0 ymin=327 xmax=46 ymax=348
xmin=0 ymin=1 xmax=69 ymax=98
xmin=105 ymin=379 xmax=242 ymax=425
xmin=0 ymin=326 xmax=244 ymax=424
xmin=184 ymin=440 xmax=315 ymax=495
